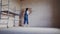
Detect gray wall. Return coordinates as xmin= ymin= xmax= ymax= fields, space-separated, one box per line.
xmin=0 ymin=0 xmax=60 ymax=28
xmin=22 ymin=0 xmax=52 ymax=27
xmin=52 ymin=0 xmax=60 ymax=28
xmin=22 ymin=0 xmax=60 ymax=28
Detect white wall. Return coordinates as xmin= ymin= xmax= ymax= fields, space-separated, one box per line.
xmin=22 ymin=0 xmax=53 ymax=27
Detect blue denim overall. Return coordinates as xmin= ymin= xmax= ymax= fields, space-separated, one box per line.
xmin=24 ymin=10 xmax=28 ymax=24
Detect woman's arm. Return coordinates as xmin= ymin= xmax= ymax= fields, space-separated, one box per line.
xmin=29 ymin=8 xmax=32 ymax=15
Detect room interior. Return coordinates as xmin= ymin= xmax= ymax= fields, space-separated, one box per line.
xmin=0 ymin=0 xmax=60 ymax=34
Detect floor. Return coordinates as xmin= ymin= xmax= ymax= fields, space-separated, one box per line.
xmin=0 ymin=27 xmax=60 ymax=34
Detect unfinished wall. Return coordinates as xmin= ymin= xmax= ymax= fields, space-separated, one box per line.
xmin=9 ymin=0 xmax=20 ymax=27
xmin=2 ymin=0 xmax=20 ymax=12
xmin=0 ymin=0 xmax=59 ymax=28
xmin=21 ymin=0 xmax=54 ymax=27
xmin=22 ymin=0 xmax=60 ymax=28
xmin=52 ymin=0 xmax=60 ymax=28
xmin=0 ymin=0 xmax=20 ymax=27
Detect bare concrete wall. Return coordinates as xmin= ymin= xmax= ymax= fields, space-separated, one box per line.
xmin=0 ymin=0 xmax=60 ymax=28
xmin=21 ymin=0 xmax=60 ymax=28
xmin=52 ymin=0 xmax=60 ymax=28
xmin=2 ymin=0 xmax=20 ymax=10
xmin=0 ymin=0 xmax=20 ymax=27
xmin=21 ymin=0 xmax=53 ymax=27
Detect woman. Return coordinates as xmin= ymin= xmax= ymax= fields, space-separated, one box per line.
xmin=20 ymin=8 xmax=32 ymax=26
xmin=24 ymin=8 xmax=32 ymax=25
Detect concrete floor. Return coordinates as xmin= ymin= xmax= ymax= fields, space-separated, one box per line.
xmin=0 ymin=27 xmax=60 ymax=34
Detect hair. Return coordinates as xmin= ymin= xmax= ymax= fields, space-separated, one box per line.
xmin=26 ymin=8 xmax=28 ymax=11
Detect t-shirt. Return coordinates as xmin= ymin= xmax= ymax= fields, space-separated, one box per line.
xmin=27 ymin=10 xmax=30 ymax=15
